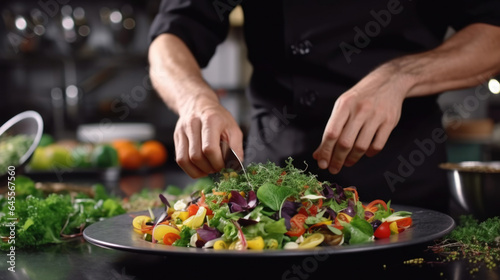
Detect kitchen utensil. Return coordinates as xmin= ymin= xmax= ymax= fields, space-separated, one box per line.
xmin=220 ymin=140 xmax=245 ymax=173
xmin=83 ymin=205 xmax=455 ymax=257
xmin=0 ymin=110 xmax=44 ymax=176
xmin=440 ymin=161 xmax=500 ymax=219
xmin=212 ymin=141 xmax=252 ymax=188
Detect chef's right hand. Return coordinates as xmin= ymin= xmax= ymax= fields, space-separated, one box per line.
xmin=174 ymin=94 xmax=244 ymax=178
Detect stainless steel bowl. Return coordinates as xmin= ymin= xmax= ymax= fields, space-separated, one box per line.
xmin=440 ymin=161 xmax=500 ymax=219
xmin=0 ymin=111 xmax=44 ymax=177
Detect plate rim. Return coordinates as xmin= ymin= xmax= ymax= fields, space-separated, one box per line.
xmin=83 ymin=205 xmax=455 ymax=258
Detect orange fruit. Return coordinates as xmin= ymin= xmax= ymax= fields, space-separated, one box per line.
xmin=112 ymin=140 xmax=143 ymax=170
xmin=140 ymin=140 xmax=167 ymax=167
xmin=111 ymin=139 xmax=135 ymax=150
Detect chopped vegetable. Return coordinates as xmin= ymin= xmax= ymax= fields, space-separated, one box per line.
xmin=131 ymin=158 xmax=412 ymax=250
xmin=0 ymin=177 xmax=125 ymax=249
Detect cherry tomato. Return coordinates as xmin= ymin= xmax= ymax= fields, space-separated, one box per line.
xmin=163 ymin=232 xmax=181 ymax=245
xmin=374 ymin=221 xmax=391 ymax=239
xmin=286 ymin=214 xmax=307 ymax=237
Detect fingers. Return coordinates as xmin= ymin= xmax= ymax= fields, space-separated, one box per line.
xmin=366 ymin=123 xmax=392 ymax=157
xmin=174 ymin=130 xmax=207 ymax=178
xmin=174 ymin=106 xmax=244 ymax=178
xmin=344 ymin=122 xmax=378 ymax=167
xmin=313 ymin=101 xmax=349 ymax=169
xmin=314 ymin=98 xmax=397 ymax=174
xmin=201 ymin=118 xmax=226 ymax=172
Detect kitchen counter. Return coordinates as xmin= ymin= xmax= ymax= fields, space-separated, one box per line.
xmin=1 ymin=165 xmax=499 ymax=280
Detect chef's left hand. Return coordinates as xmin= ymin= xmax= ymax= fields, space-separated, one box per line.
xmin=313 ymin=63 xmax=409 ymax=174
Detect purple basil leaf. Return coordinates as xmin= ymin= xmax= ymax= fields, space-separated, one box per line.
xmin=246 ymin=190 xmax=257 ymax=209
xmin=321 ymin=183 xmax=334 ymax=199
xmin=159 ymin=193 xmax=170 ymax=208
xmin=237 ymin=218 xmax=259 ymax=227
xmin=371 ymin=220 xmax=382 ymax=232
xmin=281 ymin=200 xmax=301 ymax=229
xmin=228 ymin=202 xmax=244 ymax=213
xmin=365 ymin=211 xmax=374 ymax=220
xmin=333 ymin=184 xmax=345 ymax=204
xmin=229 ymin=190 xmax=247 ymax=206
xmin=324 ymin=207 xmax=337 ymax=220
xmin=341 ymin=199 xmax=355 ymax=217
xmin=196 ymin=224 xmax=221 ymax=241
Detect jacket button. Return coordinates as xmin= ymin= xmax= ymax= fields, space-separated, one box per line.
xmin=300 ymin=90 xmax=318 ymax=107
xmin=291 ymin=40 xmax=313 ymax=55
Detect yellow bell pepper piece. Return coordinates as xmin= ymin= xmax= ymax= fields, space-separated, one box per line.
xmin=178 ymin=211 xmax=189 ymax=221
xmin=247 ymin=236 xmax=265 ymax=250
xmin=390 ymin=221 xmax=399 ymax=234
xmin=182 ymin=206 xmax=207 ymax=229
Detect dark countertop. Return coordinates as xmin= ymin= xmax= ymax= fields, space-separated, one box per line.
xmin=1 ymin=164 xmax=499 ymax=280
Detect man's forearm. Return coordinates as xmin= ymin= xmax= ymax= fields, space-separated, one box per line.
xmin=149 ymin=33 xmax=219 ymax=115
xmin=387 ymin=23 xmax=500 ymax=97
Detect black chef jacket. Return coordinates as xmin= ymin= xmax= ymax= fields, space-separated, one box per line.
xmin=150 ymin=0 xmax=500 ymax=212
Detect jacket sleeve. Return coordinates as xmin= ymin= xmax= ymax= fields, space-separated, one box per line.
xmin=450 ymin=0 xmax=500 ymax=30
xmin=149 ymin=0 xmax=232 ymax=67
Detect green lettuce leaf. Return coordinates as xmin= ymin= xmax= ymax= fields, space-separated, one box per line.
xmin=256 ymin=183 xmax=294 ymax=211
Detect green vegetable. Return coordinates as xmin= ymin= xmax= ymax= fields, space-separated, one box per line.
xmin=305 ymin=209 xmax=328 ymax=225
xmin=0 ymin=177 xmax=125 ymax=249
xmin=341 ymin=216 xmax=374 ymax=245
xmin=256 ymin=183 xmax=294 ymax=211
xmin=263 ymin=218 xmax=288 ymax=234
xmin=173 ymin=226 xmax=196 ymax=247
xmin=71 ymin=145 xmax=92 ymax=168
xmin=430 ymin=215 xmax=500 ymax=272
xmin=446 ymin=215 xmax=500 ymax=244
xmin=0 ymin=194 xmax=74 ymax=249
xmin=90 ymin=144 xmax=119 ymax=168
xmin=14 ymin=175 xmax=43 ymax=199
xmin=165 ymin=185 xmax=183 ymax=196
xmin=372 ymin=200 xmax=393 ymax=221
xmin=38 ymin=134 xmax=54 ymax=147
xmin=0 ymin=134 xmax=33 ymax=174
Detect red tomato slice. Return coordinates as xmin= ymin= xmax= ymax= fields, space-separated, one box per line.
xmin=309 ymin=204 xmax=318 ymax=216
xmin=163 ymin=232 xmax=181 ymax=245
xmin=298 ymin=207 xmax=309 ymax=217
xmin=395 ymin=217 xmax=412 ymax=229
xmin=374 ymin=221 xmax=391 ymax=239
xmin=187 ymin=204 xmax=199 ymax=217
xmin=286 ymin=214 xmax=307 ymax=237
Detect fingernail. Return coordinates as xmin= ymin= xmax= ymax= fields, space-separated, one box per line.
xmin=319 ymin=160 xmax=328 ymax=169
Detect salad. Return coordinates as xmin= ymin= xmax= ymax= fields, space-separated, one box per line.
xmin=132 ymin=159 xmax=413 ymax=250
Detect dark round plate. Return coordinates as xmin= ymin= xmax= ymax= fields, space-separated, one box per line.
xmin=83 ymin=205 xmax=455 ymax=257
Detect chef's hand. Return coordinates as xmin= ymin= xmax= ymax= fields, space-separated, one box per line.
xmin=174 ymin=94 xmax=244 ymax=178
xmin=313 ymin=64 xmax=407 ymax=174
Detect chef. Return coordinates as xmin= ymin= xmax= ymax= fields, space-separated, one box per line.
xmin=148 ymin=0 xmax=500 ymax=212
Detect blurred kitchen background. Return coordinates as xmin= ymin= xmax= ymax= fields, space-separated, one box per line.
xmin=0 ymin=0 xmax=250 ymax=152
xmin=1 ymin=0 xmax=500 ymax=163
